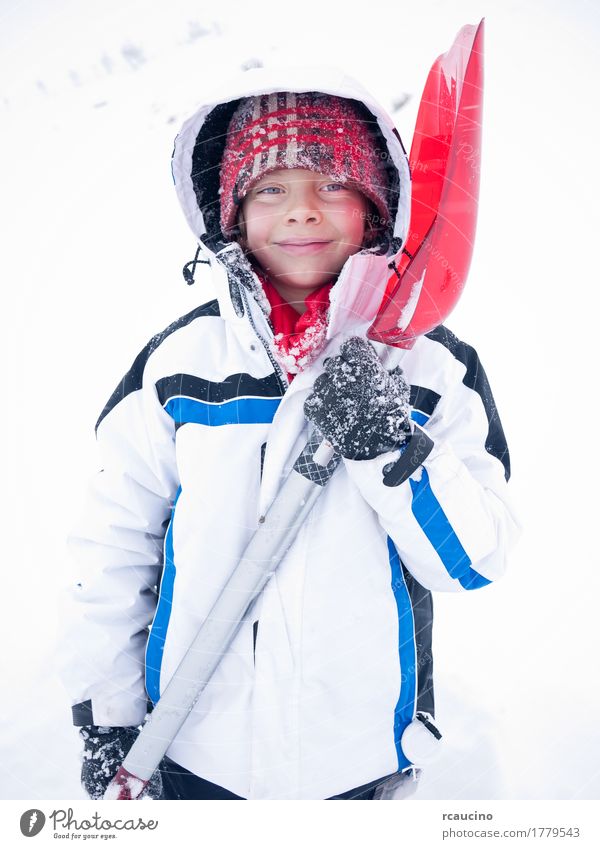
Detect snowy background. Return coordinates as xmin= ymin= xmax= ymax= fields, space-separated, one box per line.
xmin=1 ymin=0 xmax=599 ymax=801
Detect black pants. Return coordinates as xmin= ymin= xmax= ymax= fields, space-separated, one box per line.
xmin=159 ymin=757 xmax=378 ymax=800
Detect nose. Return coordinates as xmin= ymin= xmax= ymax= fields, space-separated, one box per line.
xmin=286 ymin=206 xmax=322 ymax=225
xmin=284 ymin=188 xmax=322 ymax=225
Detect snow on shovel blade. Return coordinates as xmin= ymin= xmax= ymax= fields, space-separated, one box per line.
xmin=369 ymin=19 xmax=484 ymax=348
xmin=103 ymin=766 xmax=149 ymax=801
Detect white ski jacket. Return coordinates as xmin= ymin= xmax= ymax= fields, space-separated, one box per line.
xmin=59 ymin=67 xmax=519 ymax=800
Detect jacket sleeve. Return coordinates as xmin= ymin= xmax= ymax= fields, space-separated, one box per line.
xmin=343 ymin=334 xmax=520 ymax=592
xmin=58 ymin=358 xmax=179 ymax=727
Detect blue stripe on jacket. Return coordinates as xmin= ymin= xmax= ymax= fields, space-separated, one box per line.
xmin=409 ymin=468 xmax=491 ymax=590
xmin=164 ymin=396 xmax=281 ymax=426
xmin=410 ymin=410 xmax=429 ymax=427
xmin=146 ymin=487 xmax=181 ymax=703
xmin=387 ymin=537 xmax=416 ymax=770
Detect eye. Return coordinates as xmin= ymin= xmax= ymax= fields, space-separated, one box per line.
xmin=256 ymin=185 xmax=283 ymax=195
xmin=321 ymin=182 xmax=348 ymax=192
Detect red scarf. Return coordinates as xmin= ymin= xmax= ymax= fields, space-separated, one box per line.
xmin=257 ymin=272 xmax=333 ymax=383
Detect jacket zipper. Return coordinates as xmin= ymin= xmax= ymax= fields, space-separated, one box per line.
xmin=239 ymin=283 xmax=288 ymax=394
xmin=240 ymin=281 xmax=285 ymax=677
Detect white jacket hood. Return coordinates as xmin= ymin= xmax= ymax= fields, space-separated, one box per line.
xmin=171 ymin=65 xmax=412 ymax=256
xmin=171 ymin=66 xmax=413 ymax=342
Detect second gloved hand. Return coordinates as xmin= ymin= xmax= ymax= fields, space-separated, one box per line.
xmin=80 ymin=725 xmax=163 ymax=800
xmin=304 ymin=336 xmax=412 ymax=460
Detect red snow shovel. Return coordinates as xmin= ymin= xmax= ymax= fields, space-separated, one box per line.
xmin=369 ymin=19 xmax=484 ymax=347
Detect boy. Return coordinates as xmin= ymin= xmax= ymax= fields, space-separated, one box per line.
xmin=60 ymin=69 xmax=519 ymax=800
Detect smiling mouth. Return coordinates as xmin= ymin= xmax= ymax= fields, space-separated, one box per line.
xmin=275 ymin=240 xmax=333 ymax=255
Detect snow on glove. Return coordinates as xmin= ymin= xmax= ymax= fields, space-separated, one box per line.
xmin=80 ymin=725 xmax=163 ymax=800
xmin=304 ymin=336 xmax=412 ymax=460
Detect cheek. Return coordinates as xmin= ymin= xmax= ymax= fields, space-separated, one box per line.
xmin=243 ymin=216 xmax=267 ymax=252
xmin=243 ymin=203 xmax=278 ymax=251
xmin=337 ymin=204 xmax=367 ymax=246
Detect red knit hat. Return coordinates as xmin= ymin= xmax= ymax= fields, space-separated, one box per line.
xmin=219 ymin=91 xmax=391 ymax=236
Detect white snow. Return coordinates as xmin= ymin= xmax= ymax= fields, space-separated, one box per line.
xmin=1 ymin=0 xmax=599 ymax=809
xmin=396 ymin=268 xmax=425 ymax=331
xmin=272 ymin=314 xmax=329 ymax=374
xmin=102 ymin=774 xmax=145 ymax=801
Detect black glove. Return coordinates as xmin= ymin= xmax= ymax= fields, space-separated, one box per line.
xmin=304 ymin=336 xmax=412 ymax=460
xmin=80 ymin=725 xmax=163 ymax=800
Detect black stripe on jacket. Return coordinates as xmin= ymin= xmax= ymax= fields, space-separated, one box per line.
xmin=426 ymin=326 xmax=511 ymax=481
xmin=155 ymin=371 xmax=283 ymax=407
xmin=95 ymin=300 xmax=220 ymax=432
xmin=409 ymin=385 xmax=441 ymax=418
xmin=401 ymin=563 xmax=435 ymax=717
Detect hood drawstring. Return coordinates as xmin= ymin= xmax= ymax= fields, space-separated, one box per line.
xmin=182 ymin=244 xmax=210 ymax=285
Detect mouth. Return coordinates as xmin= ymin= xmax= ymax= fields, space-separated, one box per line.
xmin=275 ymin=240 xmax=333 ymax=255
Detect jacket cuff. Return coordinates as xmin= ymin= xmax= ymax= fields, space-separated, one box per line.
xmin=70 ymin=695 xmax=148 ymax=727
xmin=382 ymin=425 xmax=434 ymax=487
xmin=71 ymin=700 xmax=94 ymax=726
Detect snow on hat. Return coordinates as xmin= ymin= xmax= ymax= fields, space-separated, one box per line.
xmin=219 ymin=91 xmax=391 ymax=236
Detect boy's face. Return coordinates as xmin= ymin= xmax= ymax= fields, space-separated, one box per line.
xmin=240 ymin=168 xmax=368 ymax=308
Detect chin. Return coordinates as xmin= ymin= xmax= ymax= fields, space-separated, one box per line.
xmin=279 ymin=266 xmax=340 ymax=286
xmin=282 ymin=277 xmax=334 ymax=290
